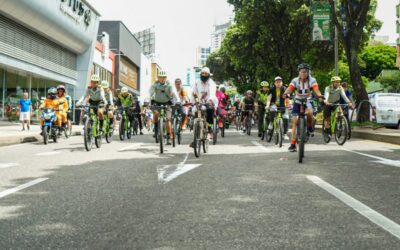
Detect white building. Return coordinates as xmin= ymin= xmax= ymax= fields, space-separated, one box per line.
xmin=139 ymin=53 xmax=152 ymax=103
xmin=195 ymin=47 xmax=211 ymax=67
xmin=211 ymin=21 xmax=232 ymax=52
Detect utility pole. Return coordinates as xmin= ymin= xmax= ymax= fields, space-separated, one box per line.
xmin=334 ymin=0 xmax=339 ymax=75
xmin=396 ymin=0 xmax=400 ymax=68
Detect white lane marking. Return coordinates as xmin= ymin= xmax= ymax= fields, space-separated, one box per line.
xmin=343 ymin=149 xmax=400 ymax=168
xmin=0 ymin=163 xmax=20 ymax=169
xmin=157 ymin=153 xmax=202 ymax=184
xmin=0 ymin=178 xmax=49 ymax=199
xmin=35 ymin=151 xmax=61 ymax=156
xmin=307 ymin=175 xmax=400 ymax=240
xmin=251 ymin=141 xmax=269 ymax=152
xmin=118 ymin=145 xmax=137 ymax=152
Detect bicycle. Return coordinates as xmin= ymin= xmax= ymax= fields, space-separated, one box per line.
xmin=103 ymin=106 xmax=114 ymax=144
xmin=82 ymin=104 xmax=103 ymax=152
xmin=294 ymin=97 xmax=322 ymax=163
xmin=322 ymin=103 xmax=349 ymax=146
xmin=261 ymin=109 xmax=270 ymax=141
xmin=192 ymin=100 xmax=209 ymax=158
xmin=172 ymin=105 xmax=183 ymax=147
xmin=118 ymin=107 xmax=134 ymax=141
xmin=267 ymin=106 xmax=285 ymax=148
xmin=153 ymin=104 xmax=170 ymax=154
xmin=243 ymin=110 xmax=254 ymax=136
xmin=65 ymin=110 xmax=73 ymax=138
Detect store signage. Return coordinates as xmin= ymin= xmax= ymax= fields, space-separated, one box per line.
xmin=120 ymin=58 xmax=138 ymax=90
xmin=60 ymin=0 xmax=92 ymax=27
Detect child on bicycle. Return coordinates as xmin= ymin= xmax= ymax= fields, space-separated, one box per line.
xmin=241 ymin=90 xmax=255 ymax=133
xmin=266 ymin=77 xmax=287 ymax=136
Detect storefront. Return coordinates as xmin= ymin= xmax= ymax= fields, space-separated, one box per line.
xmin=0 ymin=0 xmax=100 ymax=121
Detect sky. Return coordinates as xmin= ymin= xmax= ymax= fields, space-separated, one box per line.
xmin=88 ymin=0 xmax=397 ymax=81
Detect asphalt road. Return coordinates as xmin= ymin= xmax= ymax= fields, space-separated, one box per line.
xmin=0 ymin=128 xmax=400 ymax=249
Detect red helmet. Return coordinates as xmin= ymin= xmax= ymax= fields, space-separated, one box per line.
xmin=57 ymin=85 xmax=66 ymax=91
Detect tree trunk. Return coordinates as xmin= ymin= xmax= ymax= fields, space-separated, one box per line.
xmin=345 ymin=43 xmax=370 ymax=122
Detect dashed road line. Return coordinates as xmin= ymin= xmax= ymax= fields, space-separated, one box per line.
xmin=35 ymin=151 xmax=61 ymax=156
xmin=0 ymin=178 xmax=49 ymax=199
xmin=343 ymin=149 xmax=400 ymax=168
xmin=307 ymin=175 xmax=400 ymax=240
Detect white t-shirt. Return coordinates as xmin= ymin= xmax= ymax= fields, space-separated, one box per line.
xmin=192 ymin=79 xmax=218 ymax=105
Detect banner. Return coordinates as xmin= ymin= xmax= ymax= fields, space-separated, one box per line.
xmin=312 ymin=0 xmax=331 ymax=41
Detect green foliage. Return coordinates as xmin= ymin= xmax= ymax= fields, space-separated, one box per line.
xmin=361 ymin=45 xmax=397 ymax=80
xmin=377 ymin=70 xmax=400 ymax=92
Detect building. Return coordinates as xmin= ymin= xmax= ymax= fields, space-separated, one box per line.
xmin=211 ymin=21 xmax=232 ymax=52
xmin=92 ymin=32 xmax=116 ymax=94
xmin=0 ymin=0 xmax=100 ymax=121
xmin=150 ymin=62 xmax=163 ymax=85
xmin=134 ymin=27 xmax=156 ymax=58
xmin=139 ymin=53 xmax=152 ymax=103
xmin=195 ymin=47 xmax=211 ymax=67
xmin=98 ymin=21 xmax=141 ymax=96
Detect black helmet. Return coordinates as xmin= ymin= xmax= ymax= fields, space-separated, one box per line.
xmin=297 ymin=63 xmax=311 ymax=72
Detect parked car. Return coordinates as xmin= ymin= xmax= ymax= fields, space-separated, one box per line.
xmin=369 ymin=93 xmax=400 ymax=129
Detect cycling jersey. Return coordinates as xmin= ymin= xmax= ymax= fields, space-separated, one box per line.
xmin=289 ymin=77 xmax=319 ymax=98
xmin=241 ymin=97 xmax=255 ymax=111
xmin=269 ymin=86 xmax=286 ymax=107
xmin=117 ymin=93 xmax=134 ymax=108
xmin=324 ymin=86 xmax=350 ymax=104
xmin=256 ymin=90 xmax=268 ymax=105
xmin=150 ymin=81 xmax=177 ymax=104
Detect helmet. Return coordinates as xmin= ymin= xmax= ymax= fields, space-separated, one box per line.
xmin=220 ymin=86 xmax=226 ymax=92
xmin=297 ymin=63 xmax=311 ymax=71
xmin=158 ymin=71 xmax=167 ymax=77
xmin=101 ymin=81 xmax=110 ymax=89
xmin=274 ymin=76 xmax=283 ymax=81
xmin=91 ymin=74 xmax=100 ymax=82
xmin=246 ymin=90 xmax=253 ymax=95
xmin=260 ymin=81 xmax=269 ymax=87
xmin=57 ymin=85 xmax=65 ymax=91
xmin=121 ymin=87 xmax=129 ymax=93
xmin=201 ymin=67 xmax=211 ymax=75
xmin=48 ymin=87 xmax=57 ymax=95
xmin=144 ymin=97 xmax=150 ymax=105
xmin=331 ymin=76 xmax=342 ymax=82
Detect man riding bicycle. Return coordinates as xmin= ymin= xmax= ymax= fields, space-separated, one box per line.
xmin=101 ymin=80 xmax=115 ymax=131
xmin=191 ymin=67 xmax=218 ymax=140
xmin=283 ymin=63 xmax=323 ymax=152
xmin=256 ymin=81 xmax=270 ymax=137
xmin=116 ymin=87 xmax=135 ymax=131
xmin=241 ymin=90 xmax=255 ymax=133
xmin=77 ymin=74 xmax=108 ymax=131
xmin=266 ymin=77 xmax=287 ymax=136
xmin=150 ymin=71 xmax=180 ymax=145
xmin=173 ymin=78 xmax=190 ymax=130
xmin=323 ymin=76 xmax=353 ymax=138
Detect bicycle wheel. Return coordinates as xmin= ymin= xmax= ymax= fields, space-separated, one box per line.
xmin=133 ymin=119 xmax=139 ymax=135
xmin=84 ymin=118 xmax=93 ymax=151
xmin=213 ymin=117 xmax=218 ymax=145
xmin=221 ymin=118 xmax=225 ymax=138
xmin=346 ymin=116 xmax=352 ymax=140
xmin=235 ymin=116 xmax=240 ymax=131
xmin=298 ymin=118 xmax=305 ymax=163
xmin=194 ymin=120 xmax=201 ymax=157
xmin=119 ymin=117 xmax=125 ymax=141
xmin=335 ymin=116 xmax=348 ymax=146
xmin=172 ymin=118 xmax=177 ymax=148
xmin=64 ymin=126 xmax=69 ymax=139
xmin=246 ymin=116 xmax=252 ymax=136
xmin=278 ymin=118 xmax=284 ymax=148
xmin=43 ymin=126 xmax=49 ymax=145
xmin=95 ymin=122 xmax=102 ymax=148
xmin=274 ymin=122 xmax=279 ymax=145
xmin=266 ymin=122 xmax=273 ymax=142
xmin=177 ymin=117 xmax=182 ymax=145
xmin=322 ymin=119 xmax=331 ymax=143
xmin=126 ymin=119 xmax=132 ymax=139
xmin=159 ymin=118 xmax=164 ymax=154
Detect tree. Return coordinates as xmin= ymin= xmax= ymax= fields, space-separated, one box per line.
xmin=361 ymin=45 xmax=397 ymax=80
xmin=328 ymin=0 xmax=382 ymax=121
xmin=377 ymin=70 xmax=400 ymax=93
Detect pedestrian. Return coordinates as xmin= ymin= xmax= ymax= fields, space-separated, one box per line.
xmin=19 ymin=92 xmax=32 ymax=131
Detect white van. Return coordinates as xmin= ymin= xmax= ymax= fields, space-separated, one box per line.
xmin=370 ymin=93 xmax=400 ymax=128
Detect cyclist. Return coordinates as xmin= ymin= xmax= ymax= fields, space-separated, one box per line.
xmin=266 ymin=76 xmax=287 ymax=136
xmin=191 ymin=67 xmax=218 ymax=139
xmin=256 ymin=81 xmax=270 ymax=137
xmin=133 ymin=95 xmax=144 ymax=135
xmin=283 ymin=63 xmax=323 ymax=152
xmin=143 ymin=98 xmax=153 ymax=131
xmin=39 ymin=87 xmax=60 ymax=134
xmin=56 ymin=85 xmax=69 ymax=135
xmin=339 ymin=81 xmax=354 ymax=122
xmin=241 ymin=90 xmax=256 ymax=133
xmin=101 ymin=80 xmax=115 ymax=131
xmin=173 ymin=78 xmax=190 ymax=130
xmin=77 ymin=74 xmax=108 ymax=131
xmin=233 ymin=96 xmax=241 ymax=129
xmin=116 ymin=87 xmax=135 ymax=131
xmin=150 ymin=71 xmax=180 ymax=145
xmin=323 ymin=76 xmax=354 ymax=137
xmin=216 ymin=86 xmax=228 ymax=128
xmin=65 ymin=89 xmax=73 ymax=133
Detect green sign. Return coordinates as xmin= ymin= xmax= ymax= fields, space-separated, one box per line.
xmin=312 ymin=0 xmax=331 ymax=41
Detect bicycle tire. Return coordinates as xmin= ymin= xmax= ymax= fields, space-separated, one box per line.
xmin=335 ymin=116 xmax=348 ymax=146
xmin=298 ymin=117 xmax=305 ymax=163
xmin=221 ymin=117 xmax=225 ymax=138
xmin=159 ymin=118 xmax=164 ymax=154
xmin=194 ymin=120 xmax=201 ymax=157
xmin=202 ymin=122 xmax=209 ymax=153
xmin=322 ymin=119 xmax=331 ymax=143
xmin=172 ymin=118 xmax=177 ymax=148
xmin=127 ymin=119 xmax=132 ymax=139
xmin=177 ymin=117 xmax=182 ymax=145
xmin=43 ymin=126 xmax=49 ymax=145
xmin=213 ymin=118 xmax=217 ymax=145
xmin=274 ymin=122 xmax=279 ymax=145
xmin=119 ymin=117 xmax=125 ymax=141
xmin=247 ymin=116 xmax=251 ymax=136
xmin=84 ymin=118 xmax=93 ymax=151
xmin=346 ymin=116 xmax=352 ymax=140
xmin=278 ymin=119 xmax=284 ymax=148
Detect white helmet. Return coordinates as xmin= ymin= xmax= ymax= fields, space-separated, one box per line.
xmin=101 ymin=81 xmax=110 ymax=89
xmin=91 ymin=74 xmax=100 ymax=82
xmin=201 ymin=67 xmax=211 ymax=75
xmin=121 ymin=87 xmax=129 ymax=93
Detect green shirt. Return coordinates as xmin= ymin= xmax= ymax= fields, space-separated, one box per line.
xmin=118 ymin=93 xmax=134 ymax=108
xmin=150 ymin=81 xmax=174 ymax=103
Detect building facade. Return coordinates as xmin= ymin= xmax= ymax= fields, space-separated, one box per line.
xmin=195 ymin=47 xmax=211 ymax=67
xmin=151 ymin=62 xmax=163 ymax=85
xmin=134 ymin=27 xmax=156 ymax=58
xmin=0 ymin=0 xmax=100 ymax=121
xmin=98 ymin=21 xmax=141 ymax=96
xmin=92 ymin=32 xmax=116 ymax=93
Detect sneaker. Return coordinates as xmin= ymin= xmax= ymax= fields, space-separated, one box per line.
xmin=288 ymin=144 xmax=297 ymax=152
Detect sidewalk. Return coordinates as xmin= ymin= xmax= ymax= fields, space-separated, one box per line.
xmin=0 ymin=121 xmax=83 ymax=147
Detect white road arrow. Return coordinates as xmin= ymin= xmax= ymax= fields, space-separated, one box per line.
xmin=157 ymin=153 xmax=202 ymax=184
xmin=344 ymin=149 xmax=400 ymax=168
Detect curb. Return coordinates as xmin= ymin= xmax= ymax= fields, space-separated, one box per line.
xmin=0 ymin=131 xmax=82 ymax=147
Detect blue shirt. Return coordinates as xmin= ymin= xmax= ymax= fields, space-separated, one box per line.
xmin=19 ymin=98 xmax=32 ymax=112
xmin=339 ymin=90 xmax=352 ymax=105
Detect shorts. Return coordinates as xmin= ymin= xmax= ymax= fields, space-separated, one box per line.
xmin=67 ymin=111 xmax=72 ymax=120
xmin=151 ymin=102 xmax=172 ymax=120
xmin=291 ymin=100 xmax=313 ymax=116
xmin=19 ymin=111 xmax=30 ymax=121
xmin=323 ymin=105 xmax=336 ymax=119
